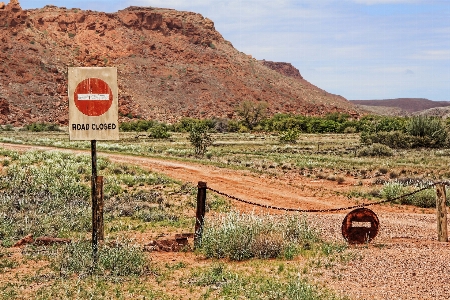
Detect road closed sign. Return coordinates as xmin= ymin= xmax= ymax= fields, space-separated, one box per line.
xmin=69 ymin=67 xmax=119 ymax=140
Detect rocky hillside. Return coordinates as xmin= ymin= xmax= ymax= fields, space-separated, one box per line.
xmin=0 ymin=0 xmax=358 ymax=126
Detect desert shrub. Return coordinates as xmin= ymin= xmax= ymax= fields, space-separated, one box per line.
xmin=24 ymin=122 xmax=60 ymax=132
xmin=279 ymin=129 xmax=299 ymax=143
xmin=360 ymin=131 xmax=411 ymax=149
xmin=379 ymin=167 xmax=389 ymax=175
xmin=358 ymin=115 xmax=407 ymax=133
xmin=407 ymin=116 xmax=448 ymax=148
xmin=188 ymin=122 xmax=214 ymax=156
xmin=148 ymin=123 xmax=170 ymax=139
xmin=227 ymin=120 xmax=240 ymax=132
xmin=199 ymin=212 xmax=320 ymax=261
xmin=306 ymin=118 xmax=341 ymax=133
xmin=404 ymin=188 xmax=436 ymax=208
xmin=379 ymin=181 xmax=439 ymax=208
xmin=336 ymin=176 xmax=345 ymax=184
xmin=0 ymin=124 xmax=14 ymax=131
xmin=119 ymin=120 xmax=155 ymax=132
xmin=359 ymin=116 xmax=449 ymax=149
xmin=173 ymin=118 xmax=215 ymax=132
xmin=357 ymin=143 xmax=393 ymax=157
xmin=380 ymin=182 xmax=405 ymax=202
xmin=343 ymin=126 xmax=357 ymax=134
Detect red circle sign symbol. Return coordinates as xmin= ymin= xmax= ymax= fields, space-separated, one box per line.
xmin=74 ymin=78 xmax=113 ymax=116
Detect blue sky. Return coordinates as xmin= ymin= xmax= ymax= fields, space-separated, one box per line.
xmin=19 ymin=0 xmax=450 ymax=101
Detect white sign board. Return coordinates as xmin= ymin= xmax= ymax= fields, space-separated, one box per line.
xmin=68 ymin=67 xmax=119 ymax=141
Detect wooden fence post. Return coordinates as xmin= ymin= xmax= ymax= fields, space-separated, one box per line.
xmin=436 ymin=183 xmax=448 ymax=242
xmin=194 ymin=181 xmax=207 ymax=248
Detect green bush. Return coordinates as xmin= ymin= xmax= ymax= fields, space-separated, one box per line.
xmin=173 ymin=118 xmax=215 ymax=133
xmin=380 ymin=182 xmax=405 ymax=201
xmin=379 ymin=181 xmax=440 ymax=208
xmin=279 ymin=129 xmax=300 ymax=143
xmin=188 ymin=122 xmax=214 ymax=156
xmin=360 ymin=131 xmax=411 ymax=149
xmin=407 ymin=116 xmax=448 ymax=148
xmin=119 ymin=120 xmax=155 ymax=132
xmin=357 ymin=143 xmax=393 ymax=157
xmin=24 ymin=123 xmax=60 ymax=132
xmin=405 ymin=188 xmax=436 ymax=208
xmin=149 ymin=123 xmax=171 ymax=139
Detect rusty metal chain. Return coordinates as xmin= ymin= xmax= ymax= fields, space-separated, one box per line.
xmin=206 ymin=181 xmax=447 ymax=213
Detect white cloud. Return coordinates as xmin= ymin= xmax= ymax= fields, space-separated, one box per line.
xmin=351 ymin=0 xmax=422 ymax=4
xmin=410 ymin=50 xmax=450 ymax=60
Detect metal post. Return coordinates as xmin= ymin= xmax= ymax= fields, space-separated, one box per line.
xmin=436 ymin=183 xmax=448 ymax=242
xmin=91 ymin=140 xmax=98 ymax=264
xmin=194 ymin=181 xmax=207 ymax=248
xmin=95 ymin=176 xmax=104 ymax=241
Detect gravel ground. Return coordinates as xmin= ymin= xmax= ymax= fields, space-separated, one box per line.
xmin=307 ymin=211 xmax=450 ymax=300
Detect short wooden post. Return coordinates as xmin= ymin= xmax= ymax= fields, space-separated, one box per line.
xmin=436 ymin=183 xmax=448 ymax=242
xmin=94 ymin=176 xmax=104 ymax=241
xmin=194 ymin=181 xmax=207 ymax=248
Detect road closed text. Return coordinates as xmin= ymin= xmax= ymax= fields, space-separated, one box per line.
xmin=71 ymin=123 xmax=117 ymax=130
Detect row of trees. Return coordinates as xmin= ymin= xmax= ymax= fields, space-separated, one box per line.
xmin=120 ymin=113 xmax=446 ymax=135
xmin=13 ymin=100 xmax=450 ymax=153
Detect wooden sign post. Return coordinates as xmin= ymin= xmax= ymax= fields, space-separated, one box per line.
xmin=436 ymin=183 xmax=448 ymax=242
xmin=68 ymin=67 xmax=119 ymax=264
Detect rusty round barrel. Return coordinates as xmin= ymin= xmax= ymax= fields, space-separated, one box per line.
xmin=341 ymin=207 xmax=379 ymax=244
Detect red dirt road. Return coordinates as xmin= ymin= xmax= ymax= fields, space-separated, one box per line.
xmin=0 ymin=142 xmax=360 ymax=213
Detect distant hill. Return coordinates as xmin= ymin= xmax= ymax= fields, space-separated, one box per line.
xmin=351 ymin=98 xmax=450 ymax=115
xmin=0 ymin=0 xmax=359 ymax=126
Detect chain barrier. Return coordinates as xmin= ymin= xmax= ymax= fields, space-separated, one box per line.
xmin=206 ymin=181 xmax=449 ymax=213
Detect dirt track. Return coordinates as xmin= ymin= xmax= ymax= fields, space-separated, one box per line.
xmin=2 ymin=142 xmax=450 ymax=299
xmin=0 ymin=142 xmax=361 ymax=212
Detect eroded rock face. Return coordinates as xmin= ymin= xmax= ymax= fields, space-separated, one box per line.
xmin=0 ymin=1 xmax=358 ymax=126
xmin=260 ymin=60 xmax=303 ymax=80
xmin=0 ymin=0 xmax=27 ymax=27
xmin=0 ymin=99 xmax=10 ymax=115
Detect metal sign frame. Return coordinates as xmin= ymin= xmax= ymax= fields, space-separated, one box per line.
xmin=68 ymin=67 xmax=119 ymax=141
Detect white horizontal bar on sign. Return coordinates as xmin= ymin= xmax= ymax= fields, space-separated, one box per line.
xmin=77 ymin=94 xmax=110 ymax=100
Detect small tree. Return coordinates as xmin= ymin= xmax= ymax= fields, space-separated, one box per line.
xmin=188 ymin=123 xmax=214 ymax=156
xmin=236 ymin=100 xmax=268 ymax=130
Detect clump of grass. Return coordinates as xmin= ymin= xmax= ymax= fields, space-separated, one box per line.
xmin=357 ymin=143 xmax=393 ymax=157
xmin=379 ymin=180 xmax=441 ymax=208
xmin=198 ymin=212 xmax=320 ymax=260
xmin=58 ymin=241 xmax=148 ymax=277
xmin=26 ymin=239 xmax=149 ymax=279
xmin=380 ymin=181 xmax=404 ymax=201
xmin=188 ymin=263 xmax=346 ymax=299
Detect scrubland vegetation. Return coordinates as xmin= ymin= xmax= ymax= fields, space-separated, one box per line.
xmin=1 ymin=113 xmax=450 ymax=298
xmin=0 ymin=148 xmax=349 ymax=299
